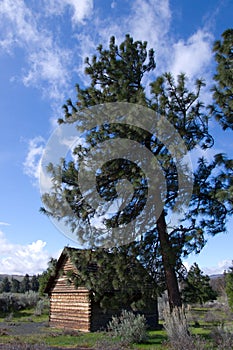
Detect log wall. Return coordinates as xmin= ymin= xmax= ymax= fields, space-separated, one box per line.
xmin=49 ymin=256 xmax=91 ymax=332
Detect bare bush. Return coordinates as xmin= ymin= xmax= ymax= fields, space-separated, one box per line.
xmin=204 ymin=310 xmax=221 ymax=325
xmin=163 ymin=305 xmax=189 ymax=342
xmin=211 ymin=324 xmax=233 ymax=350
xmin=163 ymin=305 xmax=206 ymax=350
xmin=108 ymin=310 xmax=147 ymax=345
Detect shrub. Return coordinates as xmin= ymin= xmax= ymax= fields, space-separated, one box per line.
xmin=0 ymin=292 xmax=41 ymax=314
xmin=211 ymin=324 xmax=233 ymax=350
xmin=34 ymin=299 xmax=44 ymax=316
xmin=163 ymin=305 xmax=190 ymax=343
xmin=108 ymin=310 xmax=147 ymax=345
xmin=163 ymin=305 xmax=206 ymax=350
xmin=18 ymin=291 xmax=39 ymax=309
xmin=0 ymin=293 xmax=13 ymax=312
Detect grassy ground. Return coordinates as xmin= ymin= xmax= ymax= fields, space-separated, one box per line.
xmin=0 ymin=302 xmax=232 ymax=349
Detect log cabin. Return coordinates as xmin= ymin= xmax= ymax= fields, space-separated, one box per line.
xmin=44 ymin=247 xmax=158 ymax=332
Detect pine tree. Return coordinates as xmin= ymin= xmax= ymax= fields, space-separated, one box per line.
xmin=38 ymin=258 xmax=57 ymax=296
xmin=211 ymin=28 xmax=233 ymax=130
xmin=0 ymin=276 xmax=11 ymax=293
xmin=30 ymin=275 xmax=39 ymax=292
xmin=226 ymin=263 xmax=233 ymax=311
xmin=11 ymin=278 xmax=20 ymax=293
xmin=41 ymin=34 xmax=233 ymax=309
xmin=20 ymin=274 xmax=30 ymax=293
xmin=182 ymin=263 xmax=217 ymax=305
xmin=66 ymin=247 xmax=157 ymax=312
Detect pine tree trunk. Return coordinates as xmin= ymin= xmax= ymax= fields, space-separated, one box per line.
xmin=157 ymin=210 xmax=182 ymax=309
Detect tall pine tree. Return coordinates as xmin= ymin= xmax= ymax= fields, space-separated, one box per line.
xmin=41 ymin=34 xmax=233 ymax=309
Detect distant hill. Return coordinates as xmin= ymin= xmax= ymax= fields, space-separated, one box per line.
xmin=0 ymin=274 xmax=26 ymax=282
xmin=209 ymin=274 xmax=223 ymax=279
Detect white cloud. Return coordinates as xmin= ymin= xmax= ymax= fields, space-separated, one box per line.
xmin=0 ymin=221 xmax=10 ymax=226
xmin=183 ymin=259 xmax=232 ymax=276
xmin=23 ymin=136 xmax=45 ymax=184
xmin=0 ymin=0 xmax=215 ymax=105
xmin=111 ymin=1 xmax=117 ymax=9
xmin=169 ymin=30 xmax=213 ymax=79
xmin=74 ymin=0 xmax=172 ymax=88
xmin=0 ymin=230 xmax=50 ymax=275
xmin=43 ymin=0 xmax=93 ymax=25
xmin=23 ymin=46 xmax=72 ymax=101
xmin=0 ymin=0 xmax=72 ymax=101
xmin=203 ymin=260 xmax=232 ymax=276
xmin=65 ymin=0 xmax=93 ymax=25
xmin=129 ymin=0 xmax=171 ymax=46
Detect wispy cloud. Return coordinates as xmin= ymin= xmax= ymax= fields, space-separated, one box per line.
xmin=23 ymin=136 xmax=45 ymax=185
xmin=0 ymin=222 xmax=10 ymax=226
xmin=43 ymin=0 xmax=94 ymax=25
xmin=184 ymin=259 xmax=232 ymax=276
xmin=65 ymin=0 xmax=93 ymax=25
xmin=0 ymin=0 xmax=216 ymax=104
xmin=169 ymin=30 xmax=213 ymax=80
xmin=0 ymin=229 xmax=50 ymax=274
xmin=1 ymin=0 xmax=218 ymax=185
xmin=129 ymin=0 xmax=171 ymax=50
xmin=0 ymin=0 xmax=73 ymax=101
xmin=203 ymin=259 xmax=232 ymax=276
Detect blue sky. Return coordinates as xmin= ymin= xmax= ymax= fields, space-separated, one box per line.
xmin=0 ymin=0 xmax=232 ymax=275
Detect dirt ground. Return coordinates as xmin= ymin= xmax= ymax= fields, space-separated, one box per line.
xmin=0 ymin=321 xmax=47 ymax=336
xmin=0 ymin=322 xmax=96 ymax=349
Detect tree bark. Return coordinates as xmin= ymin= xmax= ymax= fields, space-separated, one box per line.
xmin=157 ymin=210 xmax=182 ymax=309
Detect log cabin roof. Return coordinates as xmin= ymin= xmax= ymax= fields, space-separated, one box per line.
xmin=44 ymin=246 xmax=156 ymax=295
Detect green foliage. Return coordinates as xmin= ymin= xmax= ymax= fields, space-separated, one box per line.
xmin=0 ymin=275 xmax=39 ymax=294
xmin=211 ymin=28 xmax=233 ymax=130
xmin=11 ymin=278 xmax=20 ymax=293
xmin=182 ymin=263 xmax=218 ymax=305
xmin=211 ymin=324 xmax=233 ymax=350
xmin=41 ymin=32 xmax=233 ymax=309
xmin=38 ymin=258 xmax=57 ymax=296
xmin=67 ymin=247 xmax=157 ymax=312
xmin=0 ymin=291 xmax=39 ymax=313
xmin=20 ymin=274 xmax=30 ymax=293
xmin=151 ymin=72 xmax=211 ymax=150
xmin=226 ymin=264 xmax=233 ymax=311
xmin=108 ymin=310 xmax=148 ymax=344
xmin=59 ymin=34 xmax=155 ymax=123
xmin=34 ymin=298 xmax=47 ymax=316
xmin=30 ymin=275 xmax=39 ymax=292
xmin=0 ymin=276 xmax=11 ymax=293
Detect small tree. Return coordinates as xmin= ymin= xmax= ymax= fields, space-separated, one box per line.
xmin=11 ymin=278 xmax=20 ymax=293
xmin=0 ymin=277 xmax=11 ymax=293
xmin=30 ymin=275 xmax=39 ymax=292
xmin=182 ymin=263 xmax=217 ymax=305
xmin=226 ymin=263 xmax=233 ymax=311
xmin=20 ymin=274 xmax=30 ymax=293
